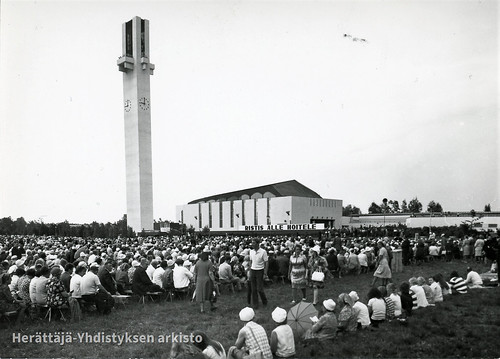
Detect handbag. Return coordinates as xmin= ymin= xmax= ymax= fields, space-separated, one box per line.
xmin=311 ymin=270 xmax=325 ymax=282
xmin=245 ymin=327 xmax=265 ymax=359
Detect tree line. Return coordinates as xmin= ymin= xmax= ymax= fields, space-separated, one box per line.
xmin=0 ymin=215 xmax=134 ymax=238
xmin=343 ymin=198 xmax=492 ymax=216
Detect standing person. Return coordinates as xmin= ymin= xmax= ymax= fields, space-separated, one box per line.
xmin=288 ymin=246 xmax=307 ymax=303
xmin=474 ymin=236 xmax=485 ymax=262
xmin=270 ymin=307 xmax=296 ymax=358
xmin=371 ymin=241 xmax=392 ymax=287
xmin=249 ymin=240 xmax=268 ymax=309
xmin=401 ymin=237 xmax=411 ymax=266
xmin=227 ymin=307 xmax=273 ymax=359
xmin=308 ymin=246 xmax=328 ymax=306
xmin=194 ymin=251 xmax=216 ymax=313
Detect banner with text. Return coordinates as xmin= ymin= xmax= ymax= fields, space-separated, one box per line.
xmin=240 ymin=223 xmax=325 ymax=231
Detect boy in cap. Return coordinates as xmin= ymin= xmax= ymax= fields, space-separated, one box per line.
xmin=227 ymin=307 xmax=273 ymax=359
xmin=270 ymin=307 xmax=295 ymax=358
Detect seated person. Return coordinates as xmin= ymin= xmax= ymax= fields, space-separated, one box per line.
xmin=337 ymin=293 xmax=358 ymax=333
xmin=132 ymin=258 xmax=163 ymax=295
xmin=367 ymin=287 xmax=386 ymax=328
xmin=304 ymin=299 xmax=338 ymax=340
xmin=465 ymin=267 xmax=483 ymax=288
xmin=46 ymin=267 xmax=69 ymax=308
xmin=219 ymin=256 xmax=242 ymax=291
xmin=98 ymin=261 xmax=117 ymax=295
xmin=418 ymin=276 xmax=435 ymax=305
xmin=227 ymin=307 xmax=273 ymax=359
xmin=270 ymin=307 xmax=295 ymax=358
xmin=349 ymin=291 xmax=371 ymax=329
xmin=0 ymin=273 xmax=25 ymax=324
xmin=449 ymin=271 xmax=468 ymax=294
xmin=399 ymin=282 xmax=414 ymax=317
xmin=192 ymin=331 xmax=226 ymax=359
xmin=34 ymin=266 xmax=50 ymax=306
xmin=409 ymin=277 xmax=429 ymax=309
xmin=115 ymin=262 xmax=131 ymax=294
xmin=386 ymin=283 xmax=402 ymax=317
xmin=70 ymin=265 xmax=87 ymax=300
xmin=161 ymin=260 xmax=175 ymax=290
xmin=173 ymin=258 xmax=194 ymax=290
xmin=81 ymin=263 xmax=115 ymax=315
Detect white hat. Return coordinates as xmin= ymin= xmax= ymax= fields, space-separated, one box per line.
xmin=323 ymin=299 xmax=336 ymax=311
xmin=311 ymin=245 xmax=321 ymax=255
xmin=271 ymin=307 xmax=287 ymax=323
xmin=90 ymin=262 xmax=99 ymax=269
xmin=239 ymin=307 xmax=255 ymax=322
xmin=132 ymin=260 xmax=140 ymax=267
xmin=15 ymin=258 xmax=25 ymax=267
xmin=348 ymin=291 xmax=359 ymax=302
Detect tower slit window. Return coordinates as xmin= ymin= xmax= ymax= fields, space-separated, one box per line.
xmin=125 ymin=20 xmax=133 ymax=57
xmin=140 ymin=19 xmax=146 ymax=58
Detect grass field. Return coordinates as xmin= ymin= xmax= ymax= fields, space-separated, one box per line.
xmin=1 ymin=259 xmax=499 ymax=358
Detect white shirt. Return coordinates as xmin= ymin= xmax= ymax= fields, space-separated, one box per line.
xmin=80 ymin=271 xmax=101 ymax=295
xmin=429 ymin=245 xmax=439 ymax=256
xmin=389 ymin=293 xmax=402 ymax=317
xmin=29 ymin=276 xmax=40 ymax=303
xmin=70 ymin=273 xmax=83 ymax=298
xmin=465 ymin=271 xmax=483 ymax=287
xmin=358 ymin=253 xmax=368 ymax=267
xmin=250 ymin=248 xmax=268 ymax=270
xmin=430 ymin=282 xmax=443 ymax=302
xmin=410 ymin=285 xmax=429 ymax=308
xmin=367 ymin=298 xmax=386 ymax=321
xmin=146 ymin=265 xmax=156 ymax=281
xmin=152 ymin=267 xmax=165 ymax=288
xmin=353 ymin=301 xmax=371 ymax=326
xmin=272 ymin=324 xmax=296 ymax=358
xmin=173 ymin=265 xmax=193 ymax=289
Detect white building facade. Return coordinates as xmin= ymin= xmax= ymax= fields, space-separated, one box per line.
xmin=176 ymin=180 xmax=342 ymax=232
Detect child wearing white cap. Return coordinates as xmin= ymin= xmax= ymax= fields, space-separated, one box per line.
xmin=270 ymin=307 xmax=295 ymax=358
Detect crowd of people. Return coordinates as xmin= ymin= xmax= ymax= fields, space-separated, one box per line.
xmin=0 ymin=231 xmax=498 ymax=357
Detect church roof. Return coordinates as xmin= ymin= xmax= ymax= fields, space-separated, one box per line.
xmin=188 ymin=180 xmax=322 ymax=204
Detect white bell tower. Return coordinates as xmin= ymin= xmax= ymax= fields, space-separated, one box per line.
xmin=117 ymin=16 xmax=155 ymax=233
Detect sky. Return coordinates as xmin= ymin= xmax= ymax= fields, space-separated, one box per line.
xmin=0 ymin=0 xmax=498 ymax=225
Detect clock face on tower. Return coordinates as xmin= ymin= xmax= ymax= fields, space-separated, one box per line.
xmin=124 ymin=99 xmax=132 ymax=112
xmin=139 ymin=97 xmax=150 ymax=111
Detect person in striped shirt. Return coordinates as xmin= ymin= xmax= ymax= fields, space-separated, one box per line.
xmin=449 ymin=271 xmax=468 ymax=294
xmin=378 ymin=286 xmax=395 ymax=321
